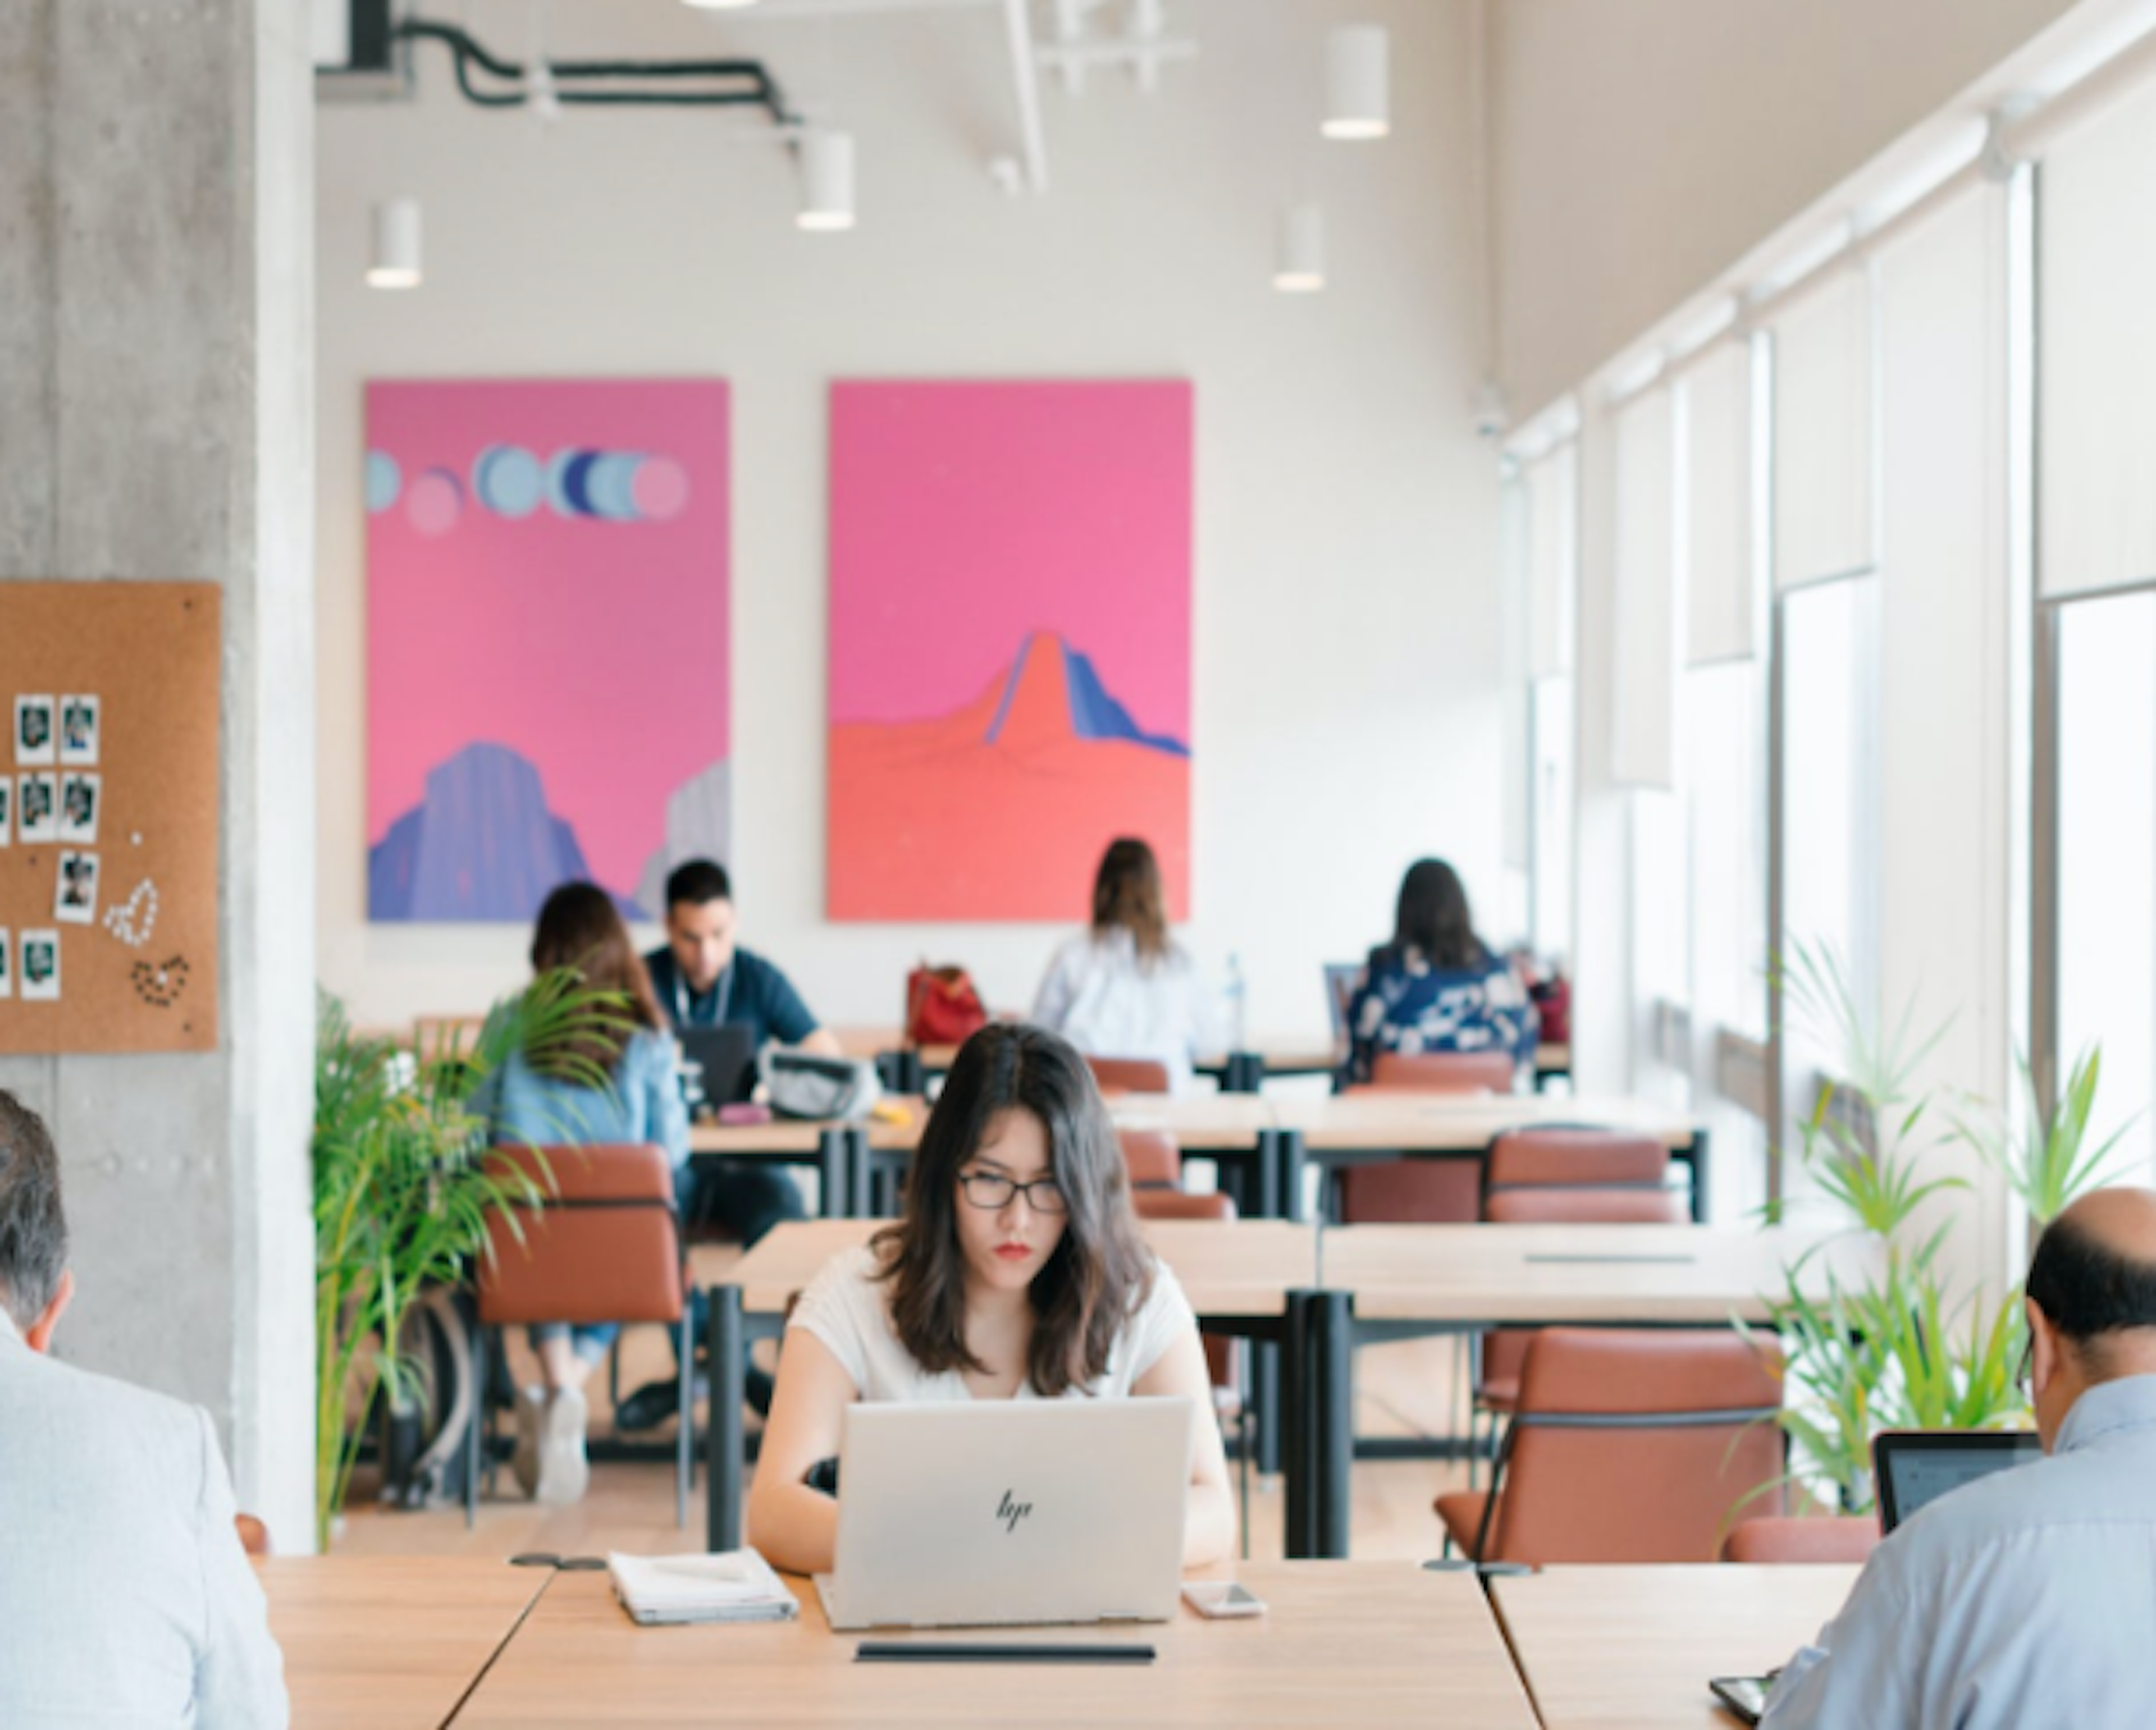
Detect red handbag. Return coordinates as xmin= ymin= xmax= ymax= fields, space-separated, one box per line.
xmin=905 ymin=964 xmax=988 ymax=1047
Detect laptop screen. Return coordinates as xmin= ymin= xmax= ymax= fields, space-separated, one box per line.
xmin=1872 ymin=1430 xmax=2042 ymax=1532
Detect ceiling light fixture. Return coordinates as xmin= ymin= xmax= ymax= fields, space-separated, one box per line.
xmin=797 ymin=130 xmax=856 ymax=231
xmin=367 ymin=198 xmax=423 ymax=289
xmin=683 ymin=0 xmax=763 ymax=8
xmin=1322 ymin=25 xmax=1389 ymax=140
xmin=1273 ymin=203 xmax=1324 ymax=292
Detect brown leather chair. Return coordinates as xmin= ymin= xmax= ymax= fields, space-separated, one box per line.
xmin=234 ymin=1514 xmax=270 ymax=1557
xmin=1128 ymin=1188 xmax=1239 ymax=1397
xmin=1335 ymin=1049 xmax=1519 ymax=1224
xmin=467 ymin=1142 xmax=693 ymax=1527
xmin=1435 ymin=1328 xmax=1784 ymax=1565
xmin=1721 ymin=1514 xmax=1880 ymax=1565
xmin=1470 ymin=1129 xmax=1687 ymax=1482
xmin=1088 ymin=1056 xmax=1173 ymax=1096
xmin=1118 ymin=1127 xmax=1181 ymax=1190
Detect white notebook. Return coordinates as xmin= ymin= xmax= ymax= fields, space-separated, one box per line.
xmin=607 ymin=1549 xmax=800 ymax=1627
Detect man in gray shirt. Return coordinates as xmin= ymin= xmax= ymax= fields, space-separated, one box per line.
xmin=1765 ymin=1186 xmax=2156 ymax=1727
xmin=0 ymin=1089 xmax=289 ymax=1726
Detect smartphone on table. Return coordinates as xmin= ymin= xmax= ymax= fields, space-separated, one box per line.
xmin=1181 ymin=1581 xmax=1266 ymax=1619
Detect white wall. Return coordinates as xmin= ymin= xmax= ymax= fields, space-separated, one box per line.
xmin=316 ymin=0 xmax=1504 ymax=1045
xmin=1492 ymin=0 xmax=2079 ymax=418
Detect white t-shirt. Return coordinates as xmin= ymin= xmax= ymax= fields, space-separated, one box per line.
xmin=788 ymin=1242 xmax=1198 ymax=1402
xmin=1030 ymin=928 xmax=1221 ymax=1093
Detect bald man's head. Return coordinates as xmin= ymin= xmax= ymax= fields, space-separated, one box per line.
xmin=2026 ymin=1188 xmax=2156 ymax=1380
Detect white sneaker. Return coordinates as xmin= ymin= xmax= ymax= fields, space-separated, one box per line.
xmin=535 ymin=1385 xmax=591 ymax=1505
xmin=510 ymin=1385 xmax=546 ymax=1500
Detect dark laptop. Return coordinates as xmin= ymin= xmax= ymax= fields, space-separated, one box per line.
xmin=677 ymin=1024 xmax=757 ymax=1115
xmin=1873 ymin=1429 xmax=2042 ymax=1532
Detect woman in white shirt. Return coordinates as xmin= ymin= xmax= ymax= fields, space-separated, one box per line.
xmin=747 ymin=1023 xmax=1237 ymax=1575
xmin=1030 ymin=837 xmax=1219 ymax=1092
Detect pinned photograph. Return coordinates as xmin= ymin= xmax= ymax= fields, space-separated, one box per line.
xmin=58 ymin=695 xmax=99 ymax=767
xmin=15 ymin=695 xmax=55 ymax=766
xmin=55 ymin=850 xmax=99 ymax=925
xmin=0 ymin=777 xmax=9 ymax=846
xmin=20 ymin=929 xmax=58 ymax=1002
xmin=17 ymin=773 xmax=57 ymax=843
xmin=58 ymin=772 xmax=99 ymax=844
xmin=0 ymin=928 xmax=10 ymax=1000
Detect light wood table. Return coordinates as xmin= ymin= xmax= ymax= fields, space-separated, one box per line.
xmin=1492 ymin=1563 xmax=1857 ymax=1727
xmin=688 ymin=1116 xmax=867 ymax=1220
xmin=454 ymin=1561 xmax=1538 ymax=1727
xmin=703 ymin=1217 xmax=1313 ymax=1551
xmin=1269 ymin=1092 xmax=1711 ymax=1221
xmin=1283 ymin=1224 xmax=1880 ymax=1560
xmin=259 ymin=1555 xmax=553 ymax=1728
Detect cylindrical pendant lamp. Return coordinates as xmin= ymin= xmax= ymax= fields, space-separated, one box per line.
xmin=1273 ymin=203 xmax=1325 ymax=292
xmin=366 ymin=198 xmax=423 ymax=289
xmin=797 ymin=131 xmax=856 ymax=232
xmin=1323 ymin=25 xmax=1390 ymax=140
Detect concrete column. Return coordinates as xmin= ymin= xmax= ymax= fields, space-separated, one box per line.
xmin=0 ymin=1 xmax=317 ymax=1549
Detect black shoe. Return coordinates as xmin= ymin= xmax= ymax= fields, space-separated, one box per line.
xmin=614 ymin=1367 xmax=772 ymax=1432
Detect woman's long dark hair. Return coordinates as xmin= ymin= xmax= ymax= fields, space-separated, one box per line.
xmin=1090 ymin=837 xmax=1169 ymax=966
xmin=1373 ymin=857 xmax=1487 ymax=973
xmin=529 ymin=881 xmax=664 ymax=1075
xmin=875 ymin=1023 xmax=1154 ymax=1397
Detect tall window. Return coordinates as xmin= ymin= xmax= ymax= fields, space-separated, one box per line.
xmin=2052 ymin=588 xmax=2156 ymax=1179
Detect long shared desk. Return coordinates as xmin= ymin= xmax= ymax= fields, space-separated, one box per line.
xmin=701 ymin=1217 xmax=1878 ymax=1560
xmin=692 ymin=1088 xmax=1711 ymax=1226
xmin=261 ymin=1554 xmax=1854 ymax=1727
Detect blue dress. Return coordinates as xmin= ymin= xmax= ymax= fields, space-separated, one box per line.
xmin=1341 ymin=948 xmax=1537 ymax=1087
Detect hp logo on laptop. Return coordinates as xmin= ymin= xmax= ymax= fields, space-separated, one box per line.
xmin=995 ymin=1490 xmax=1033 ymax=1534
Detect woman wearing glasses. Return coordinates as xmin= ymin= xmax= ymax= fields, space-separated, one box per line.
xmin=747 ymin=1022 xmax=1236 ymax=1574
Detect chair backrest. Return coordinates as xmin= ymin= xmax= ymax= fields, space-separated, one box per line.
xmin=477 ymin=1142 xmax=684 ymax=1329
xmin=1118 ymin=1127 xmax=1181 ymax=1189
xmin=1130 ymin=1188 xmax=1237 ymax=1393
xmin=1720 ymin=1514 xmax=1880 ymax=1566
xmin=1482 ymin=1128 xmax=1683 ymax=1225
xmin=1478 ymin=1328 xmax=1784 ymax=1565
xmin=1088 ymin=1056 xmax=1173 ymax=1095
xmin=234 ymin=1513 xmax=270 ymax=1557
xmin=1366 ymin=1049 xmax=1515 ymax=1093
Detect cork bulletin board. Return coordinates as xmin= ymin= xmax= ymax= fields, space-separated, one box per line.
xmin=0 ymin=583 xmax=220 ymax=1052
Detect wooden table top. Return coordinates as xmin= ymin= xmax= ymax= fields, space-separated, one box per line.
xmin=454 ymin=1560 xmax=1538 ymax=1728
xmin=1269 ymin=1091 xmax=1700 ymax=1151
xmin=1492 ymin=1563 xmax=1856 ymax=1728
xmin=847 ymin=1092 xmax=1278 ymax=1154
xmin=727 ymin=1218 xmax=1316 ymax=1317
xmin=1315 ymin=1223 xmax=1878 ymax=1324
xmin=258 ymin=1555 xmax=551 ymax=1729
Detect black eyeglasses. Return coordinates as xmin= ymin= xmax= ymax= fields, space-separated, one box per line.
xmin=957 ymin=1170 xmax=1068 ymax=1215
xmin=2015 ymin=1336 xmax=2034 ymax=1395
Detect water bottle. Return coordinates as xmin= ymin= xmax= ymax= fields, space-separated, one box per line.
xmin=1224 ymin=952 xmax=1249 ymax=1055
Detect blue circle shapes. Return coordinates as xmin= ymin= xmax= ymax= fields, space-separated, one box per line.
xmin=473 ymin=445 xmax=545 ymax=518
xmin=366 ymin=451 xmax=402 ymax=514
xmin=584 ymin=453 xmax=643 ymax=520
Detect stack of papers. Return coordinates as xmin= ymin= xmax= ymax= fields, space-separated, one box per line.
xmin=607 ymin=1549 xmax=800 ymax=1627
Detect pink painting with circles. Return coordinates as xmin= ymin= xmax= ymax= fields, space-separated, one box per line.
xmin=365 ymin=379 xmax=728 ymax=922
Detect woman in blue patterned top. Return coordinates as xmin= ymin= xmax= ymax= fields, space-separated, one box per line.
xmin=1341 ymin=858 xmax=1537 ymax=1088
xmin=473 ymin=881 xmax=689 ymax=1504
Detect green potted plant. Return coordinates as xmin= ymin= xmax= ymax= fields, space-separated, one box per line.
xmin=310 ymin=972 xmax=627 ymax=1551
xmin=1737 ymin=945 xmax=2127 ymax=1530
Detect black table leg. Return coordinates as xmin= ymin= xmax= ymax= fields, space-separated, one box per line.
xmin=1309 ymin=1289 xmax=1354 ymax=1559
xmin=817 ymin=1128 xmax=851 ymax=1220
xmin=1252 ymin=1337 xmax=1282 ymax=1479
xmin=1279 ymin=1130 xmax=1309 ymax=1224
xmin=1282 ymin=1292 xmax=1314 ymax=1559
xmin=1686 ymin=1129 xmax=1712 ymax=1223
xmin=706 ymin=1284 xmax=745 ymax=1553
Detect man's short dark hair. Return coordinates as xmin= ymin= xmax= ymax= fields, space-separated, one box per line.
xmin=665 ymin=859 xmax=733 ymax=911
xmin=2027 ymin=1210 xmax=2156 ymax=1359
xmin=0 ymin=1090 xmax=67 ymax=1329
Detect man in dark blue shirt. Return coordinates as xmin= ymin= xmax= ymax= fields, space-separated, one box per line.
xmin=618 ymin=859 xmax=836 ymax=1432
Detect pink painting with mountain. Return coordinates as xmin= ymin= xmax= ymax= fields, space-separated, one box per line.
xmin=366 ymin=379 xmax=729 ymax=923
xmin=827 ymin=381 xmax=1192 ymax=921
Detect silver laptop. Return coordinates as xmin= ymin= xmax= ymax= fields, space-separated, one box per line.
xmin=813 ymin=1398 xmax=1194 ymax=1631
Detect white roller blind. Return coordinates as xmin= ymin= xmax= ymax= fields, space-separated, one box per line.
xmin=1527 ymin=443 xmax=1576 ymax=678
xmin=2039 ymin=78 xmax=2156 ymax=598
xmin=1500 ymin=473 xmax=1530 ymax=871
xmin=1613 ymin=387 xmax=1677 ymax=789
xmin=1773 ymin=265 xmax=1876 ymax=589
xmin=1681 ymin=342 xmax=1755 ymax=663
